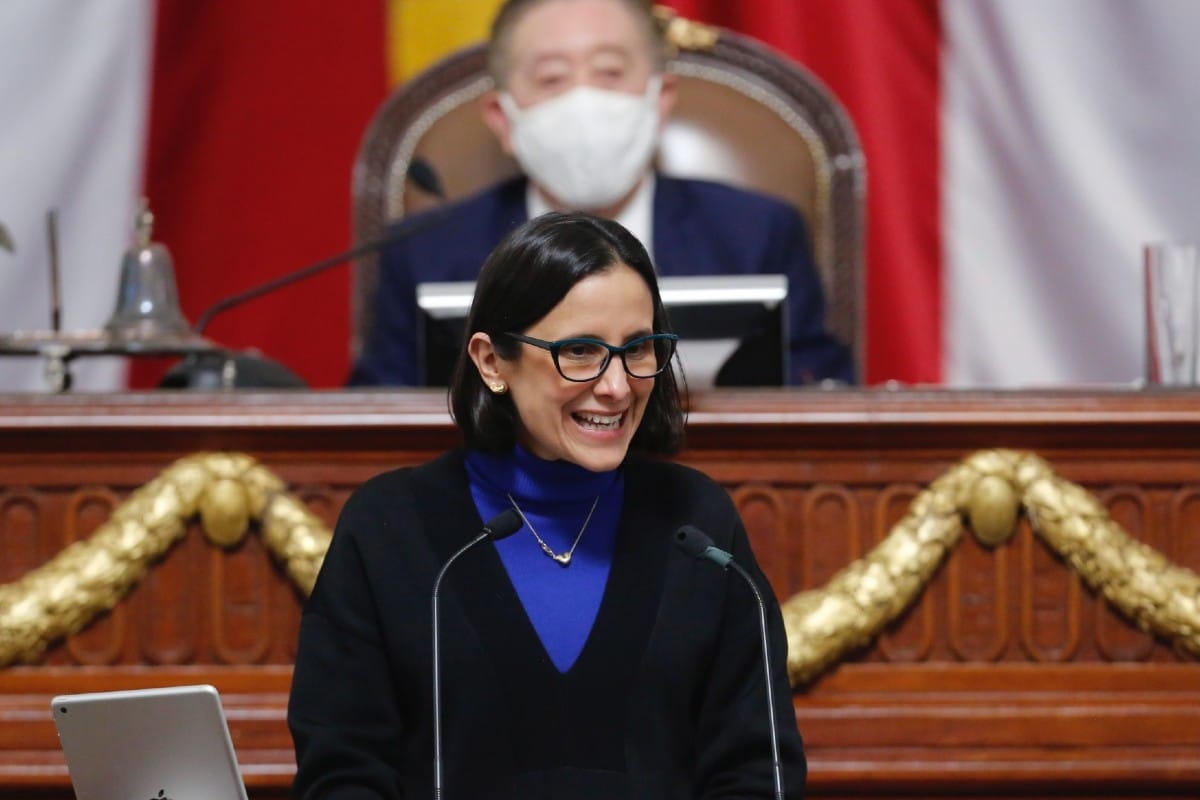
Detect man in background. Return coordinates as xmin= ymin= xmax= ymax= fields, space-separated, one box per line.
xmin=349 ymin=0 xmax=853 ymax=386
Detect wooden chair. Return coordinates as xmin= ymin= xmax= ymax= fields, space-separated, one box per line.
xmin=351 ymin=19 xmax=866 ymax=372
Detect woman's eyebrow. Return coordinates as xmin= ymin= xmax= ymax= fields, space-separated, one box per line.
xmin=558 ymin=329 xmax=654 ymax=344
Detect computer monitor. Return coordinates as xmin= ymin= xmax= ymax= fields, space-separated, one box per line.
xmin=416 ymin=274 xmax=788 ymax=387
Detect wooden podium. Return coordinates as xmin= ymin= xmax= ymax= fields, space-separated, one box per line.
xmin=1 ymin=388 xmax=1197 ymax=799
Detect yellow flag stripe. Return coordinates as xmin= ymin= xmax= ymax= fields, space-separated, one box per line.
xmin=386 ymin=0 xmax=505 ymax=85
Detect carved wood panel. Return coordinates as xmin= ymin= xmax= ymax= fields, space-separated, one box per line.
xmin=721 ymin=481 xmax=1198 ymax=668
xmin=9 ymin=481 xmax=1195 ymax=671
xmin=1 ymin=389 xmax=1198 ymax=800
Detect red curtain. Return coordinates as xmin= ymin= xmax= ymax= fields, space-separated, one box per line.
xmin=134 ymin=0 xmax=388 ymax=388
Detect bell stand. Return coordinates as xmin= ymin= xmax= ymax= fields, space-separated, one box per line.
xmin=0 ymin=206 xmax=219 ymax=392
xmin=0 ymin=329 xmax=219 ymax=393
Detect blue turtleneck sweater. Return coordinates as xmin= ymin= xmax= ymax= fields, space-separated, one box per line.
xmin=465 ymin=446 xmax=624 ymax=673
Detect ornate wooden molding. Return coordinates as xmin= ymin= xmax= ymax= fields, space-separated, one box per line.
xmin=3 ymin=449 xmax=1197 ymax=678
xmin=0 ymin=453 xmax=329 ymax=666
xmin=782 ymin=448 xmax=1200 ymax=683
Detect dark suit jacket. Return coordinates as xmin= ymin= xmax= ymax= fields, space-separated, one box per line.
xmin=349 ymin=175 xmax=853 ymax=386
xmin=288 ymin=450 xmax=807 ymax=799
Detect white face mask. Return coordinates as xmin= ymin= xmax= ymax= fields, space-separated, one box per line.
xmin=500 ymin=76 xmax=662 ymax=210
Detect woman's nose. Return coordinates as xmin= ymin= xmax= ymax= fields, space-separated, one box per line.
xmin=593 ymin=356 xmax=631 ymax=399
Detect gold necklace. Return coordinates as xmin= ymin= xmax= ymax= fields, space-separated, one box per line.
xmin=506 ymin=493 xmax=600 ymax=567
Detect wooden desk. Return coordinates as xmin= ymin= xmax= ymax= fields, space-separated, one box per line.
xmin=1 ymin=388 xmax=1198 ymax=799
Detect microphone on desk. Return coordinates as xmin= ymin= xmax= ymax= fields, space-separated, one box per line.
xmin=431 ymin=508 xmax=522 ymax=800
xmin=674 ymin=524 xmax=787 ymax=800
xmin=161 ymin=159 xmax=449 ymax=389
xmin=158 ymin=229 xmax=394 ymax=388
xmin=408 ymin=157 xmax=446 ymax=201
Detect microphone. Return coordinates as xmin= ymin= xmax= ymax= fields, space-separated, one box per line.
xmin=193 ymin=233 xmax=394 ymax=336
xmin=407 ymin=157 xmax=446 ymax=200
xmin=195 ymin=161 xmax=448 ymax=336
xmin=674 ymin=525 xmax=786 ymax=800
xmin=162 ymin=162 xmax=450 ymax=389
xmin=431 ymin=508 xmax=522 ymax=800
xmin=161 ymin=228 xmax=411 ymax=389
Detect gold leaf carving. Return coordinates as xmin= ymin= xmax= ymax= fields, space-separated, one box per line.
xmin=0 ymin=453 xmax=324 ymax=667
xmin=2 ymin=450 xmax=1198 ymax=684
xmin=783 ymin=449 xmax=1200 ymax=684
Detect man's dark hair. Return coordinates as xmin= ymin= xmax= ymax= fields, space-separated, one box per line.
xmin=487 ymin=0 xmax=666 ymax=87
xmin=449 ymin=211 xmax=685 ymax=455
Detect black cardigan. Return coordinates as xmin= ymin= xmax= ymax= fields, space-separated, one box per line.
xmin=288 ymin=450 xmax=806 ymax=799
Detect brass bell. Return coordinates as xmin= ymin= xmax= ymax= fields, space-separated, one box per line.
xmin=105 ymin=199 xmax=191 ymax=343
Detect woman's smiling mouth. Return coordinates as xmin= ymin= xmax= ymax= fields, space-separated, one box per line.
xmin=573 ymin=411 xmax=624 ymax=431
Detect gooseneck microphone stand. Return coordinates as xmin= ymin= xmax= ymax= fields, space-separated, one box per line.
xmin=431 ymin=509 xmax=522 ymax=800
xmin=675 ymin=524 xmax=786 ymax=800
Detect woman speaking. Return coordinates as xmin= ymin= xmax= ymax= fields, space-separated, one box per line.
xmin=288 ymin=212 xmax=806 ymax=798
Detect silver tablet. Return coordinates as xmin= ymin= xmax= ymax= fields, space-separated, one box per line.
xmin=51 ymin=684 xmax=248 ymax=800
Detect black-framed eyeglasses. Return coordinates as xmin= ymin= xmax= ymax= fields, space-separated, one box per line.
xmin=506 ymin=332 xmax=678 ymax=382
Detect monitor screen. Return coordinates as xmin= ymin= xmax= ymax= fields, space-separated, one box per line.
xmin=416 ymin=274 xmax=788 ymax=388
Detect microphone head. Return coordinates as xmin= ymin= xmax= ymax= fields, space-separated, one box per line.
xmin=483 ymin=508 xmax=523 ymax=541
xmin=407 ymin=158 xmax=445 ymax=199
xmin=674 ymin=524 xmax=716 ymax=558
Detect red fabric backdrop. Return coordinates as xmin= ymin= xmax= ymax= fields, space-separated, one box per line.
xmin=137 ymin=0 xmax=938 ymax=387
xmin=134 ymin=0 xmax=387 ymax=387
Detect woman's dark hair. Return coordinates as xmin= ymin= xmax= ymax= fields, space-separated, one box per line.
xmin=449 ymin=211 xmax=685 ymax=455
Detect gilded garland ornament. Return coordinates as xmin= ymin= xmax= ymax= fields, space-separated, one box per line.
xmin=1 ymin=449 xmax=1198 ymax=682
xmin=0 ymin=453 xmax=330 ymax=667
xmin=780 ymin=449 xmax=1200 ymax=684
